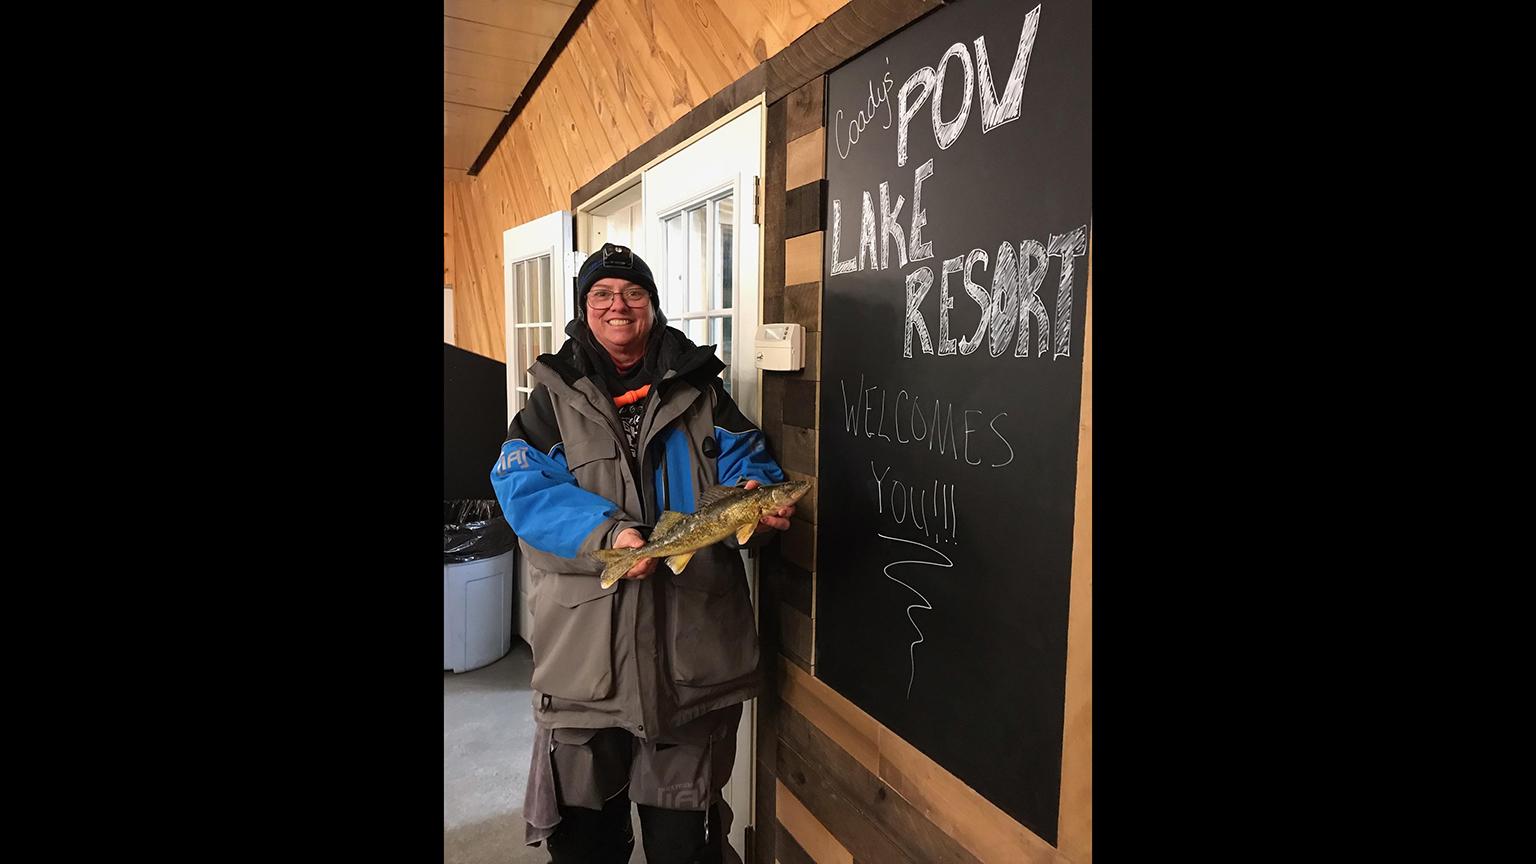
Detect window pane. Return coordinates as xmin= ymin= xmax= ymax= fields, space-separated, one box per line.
xmin=688 ymin=205 xmax=708 ymax=314
xmin=665 ymin=215 xmax=685 ymax=314
xmin=521 ymin=260 xmax=536 ymax=324
xmin=535 ymin=254 xmax=550 ymax=323
xmin=513 ymin=260 xmax=524 ymax=323
xmin=539 ymin=326 xmax=551 ymax=358
xmin=715 ymin=196 xmax=734 ymax=310
xmin=511 ymin=334 xmax=524 ymax=392
xmin=524 ymin=258 xmax=536 ymax=323
xmin=689 ymin=317 xmax=707 ymax=345
xmin=719 ymin=318 xmax=733 ymax=395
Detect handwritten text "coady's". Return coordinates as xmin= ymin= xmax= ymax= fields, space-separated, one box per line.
xmin=834 ymin=59 xmax=895 ymax=160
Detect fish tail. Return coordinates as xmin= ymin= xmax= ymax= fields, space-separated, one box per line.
xmin=592 ymin=547 xmax=641 ymax=589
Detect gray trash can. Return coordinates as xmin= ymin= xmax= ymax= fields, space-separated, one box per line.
xmin=443 ymin=500 xmax=517 ymax=673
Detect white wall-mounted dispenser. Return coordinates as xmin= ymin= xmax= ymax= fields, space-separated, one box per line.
xmin=754 ymin=323 xmax=804 ymax=371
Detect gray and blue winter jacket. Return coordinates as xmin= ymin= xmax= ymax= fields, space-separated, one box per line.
xmin=489 ymin=322 xmax=783 ymax=737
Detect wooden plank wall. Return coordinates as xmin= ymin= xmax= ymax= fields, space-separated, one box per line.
xmin=444 ymin=182 xmax=455 ymax=292
xmin=445 ymin=0 xmax=852 ymax=361
xmin=755 ymin=74 xmax=1094 ymax=864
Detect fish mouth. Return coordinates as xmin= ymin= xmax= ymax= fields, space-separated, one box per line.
xmin=780 ymin=481 xmax=811 ymax=503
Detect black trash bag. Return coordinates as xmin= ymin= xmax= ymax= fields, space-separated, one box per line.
xmin=444 ymin=499 xmax=518 ymax=563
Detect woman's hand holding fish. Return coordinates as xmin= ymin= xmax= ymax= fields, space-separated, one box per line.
xmin=742 ymin=480 xmax=796 ymax=534
xmin=614 ymin=528 xmax=658 ymax=580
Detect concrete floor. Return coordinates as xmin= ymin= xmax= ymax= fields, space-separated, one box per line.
xmin=444 ymin=640 xmax=546 ymax=864
xmin=444 ymin=640 xmax=644 ymax=864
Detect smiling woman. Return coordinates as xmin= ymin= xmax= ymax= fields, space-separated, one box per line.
xmin=576 ymin=243 xmax=662 ymax=369
xmin=489 ymin=236 xmax=792 ymax=864
xmin=586 ymin=276 xmax=655 ymax=363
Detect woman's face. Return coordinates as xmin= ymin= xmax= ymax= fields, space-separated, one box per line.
xmin=586 ymin=277 xmax=654 ymax=357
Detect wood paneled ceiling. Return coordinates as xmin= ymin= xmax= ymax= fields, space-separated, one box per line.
xmin=445 ymin=0 xmax=580 ymax=175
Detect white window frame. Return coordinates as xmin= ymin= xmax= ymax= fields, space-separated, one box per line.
xmin=657 ymin=182 xmax=740 ymax=385
xmin=502 ymin=211 xmax=573 ymax=426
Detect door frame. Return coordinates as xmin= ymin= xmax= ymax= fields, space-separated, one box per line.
xmin=575 ymin=96 xmax=765 ymax=255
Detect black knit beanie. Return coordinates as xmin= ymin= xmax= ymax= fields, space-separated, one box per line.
xmin=576 ymin=244 xmax=660 ymax=315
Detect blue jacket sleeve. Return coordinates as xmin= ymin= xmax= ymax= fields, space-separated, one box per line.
xmin=489 ymin=384 xmax=639 ymax=569
xmin=490 ymin=438 xmax=621 ymax=560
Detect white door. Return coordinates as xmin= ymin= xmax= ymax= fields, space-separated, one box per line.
xmin=643 ymin=105 xmax=763 ymax=417
xmin=502 ymin=211 xmax=574 ymax=427
xmin=641 ymin=103 xmax=764 ymax=859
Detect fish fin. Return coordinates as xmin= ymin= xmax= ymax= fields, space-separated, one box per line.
xmin=654 ymin=510 xmax=687 ymax=535
xmin=736 ymin=521 xmax=758 ymax=545
xmin=593 ymin=548 xmax=638 ymax=590
xmin=600 ymin=556 xmax=636 ymax=589
xmin=665 ymin=551 xmax=697 ymax=574
xmin=695 ymin=484 xmax=747 ymax=509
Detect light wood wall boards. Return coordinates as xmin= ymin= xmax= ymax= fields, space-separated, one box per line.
xmin=444 ymin=184 xmax=456 ymax=290
xmin=758 ymin=74 xmax=833 ymax=863
xmin=447 ymin=0 xmax=576 ymax=42
xmin=778 ymin=698 xmax=980 ymax=864
xmin=446 ymin=0 xmax=855 ymax=362
xmin=765 ymin=88 xmax=828 ymax=676
xmin=783 ymin=234 xmax=824 ymax=287
xmin=785 ymin=128 xmax=826 ymax=190
xmin=779 ymin=658 xmax=1072 ymax=864
xmin=1057 ymin=247 xmax=1092 ymax=861
xmin=447 ymin=179 xmax=508 ymax=361
xmin=776 ymin=778 xmax=853 ymax=864
xmin=443 ymin=1 xmax=577 ymax=172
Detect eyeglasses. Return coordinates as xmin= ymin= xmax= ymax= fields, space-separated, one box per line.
xmin=588 ymin=286 xmax=651 ymax=307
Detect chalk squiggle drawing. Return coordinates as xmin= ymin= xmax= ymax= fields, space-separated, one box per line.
xmin=877 ymin=532 xmax=954 ymax=698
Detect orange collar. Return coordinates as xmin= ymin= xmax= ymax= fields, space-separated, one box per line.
xmin=613 ymin=384 xmax=651 ymax=407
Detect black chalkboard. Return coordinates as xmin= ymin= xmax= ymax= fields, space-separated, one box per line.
xmin=815 ymin=0 xmax=1090 ymax=844
xmin=444 ymin=343 xmax=508 ymax=501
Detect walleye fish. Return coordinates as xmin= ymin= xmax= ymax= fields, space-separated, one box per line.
xmin=591 ymin=480 xmax=812 ymax=589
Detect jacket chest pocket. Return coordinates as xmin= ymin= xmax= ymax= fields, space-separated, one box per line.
xmin=529 ymin=575 xmax=615 ymax=702
xmin=563 ymin=435 xmax=632 ymax=511
xmin=565 ymin=435 xmax=618 ymax=478
xmin=665 ymin=549 xmax=759 ymax=691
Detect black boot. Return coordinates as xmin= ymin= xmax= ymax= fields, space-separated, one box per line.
xmin=546 ymin=794 xmax=634 ymax=864
xmin=636 ymin=802 xmax=723 ymax=864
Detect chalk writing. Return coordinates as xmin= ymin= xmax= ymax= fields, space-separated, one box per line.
xmin=895 ymin=5 xmax=1042 ymax=167
xmin=877 ymin=532 xmax=954 ymax=698
xmin=871 ymin=461 xmax=959 ymax=545
xmin=1047 ymin=226 xmax=1087 ymax=359
xmin=827 ymin=160 xmax=1087 ymax=359
xmin=840 ymin=374 xmax=1015 ymax=469
xmin=834 ymin=59 xmax=896 ymax=161
xmin=976 ymin=5 xmax=1040 ymax=134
